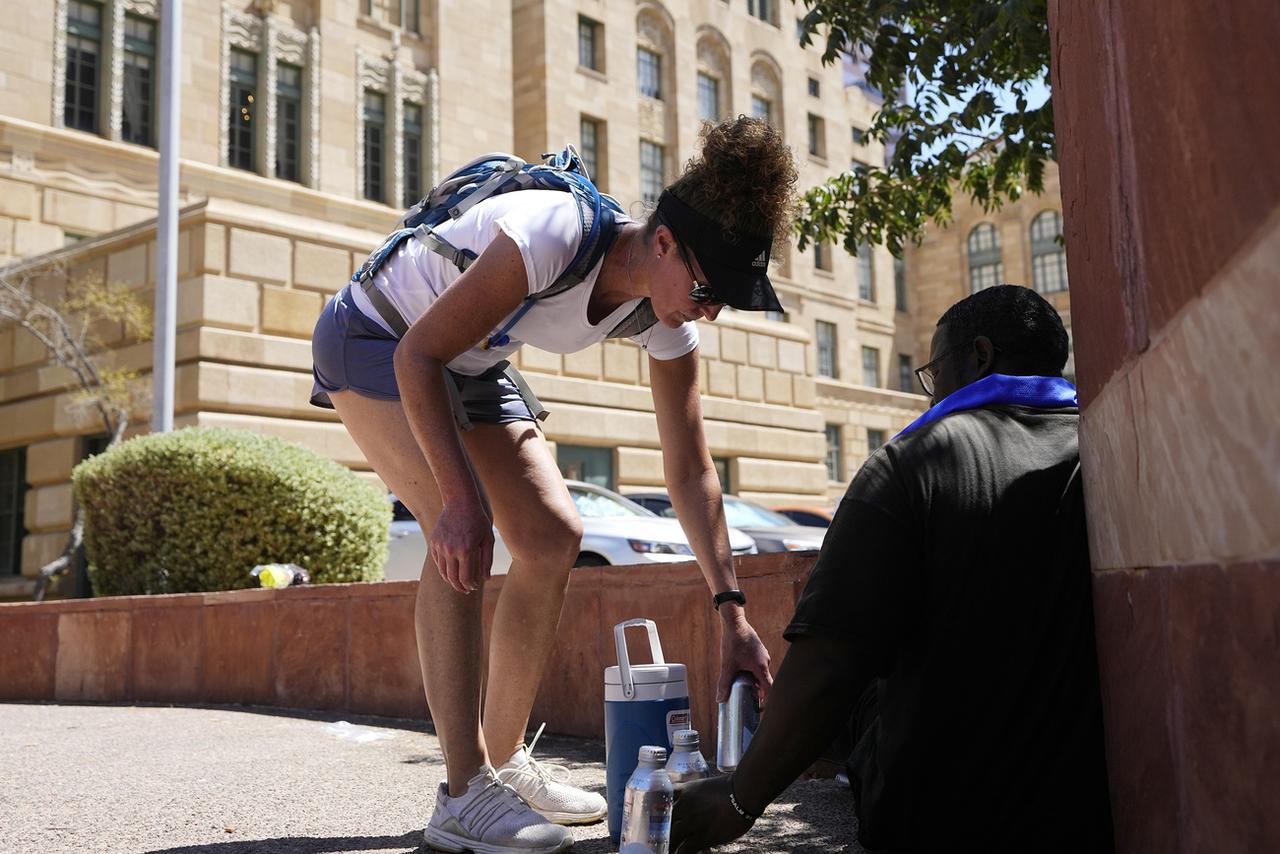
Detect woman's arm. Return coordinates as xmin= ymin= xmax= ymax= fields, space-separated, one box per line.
xmin=648 ymin=348 xmax=773 ymax=702
xmin=392 ymin=233 xmax=531 ymax=593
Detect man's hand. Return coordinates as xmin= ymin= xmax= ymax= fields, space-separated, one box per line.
xmin=718 ymin=611 xmax=772 ymax=704
xmin=671 ymin=775 xmax=755 ymax=853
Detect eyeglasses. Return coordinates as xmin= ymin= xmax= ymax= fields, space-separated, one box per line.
xmin=674 ymin=240 xmax=723 ymax=306
xmin=914 ymin=340 xmax=1001 ymax=396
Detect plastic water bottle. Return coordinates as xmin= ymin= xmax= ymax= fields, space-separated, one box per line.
xmin=664 ymin=728 xmax=711 ymax=790
xmin=619 ymin=745 xmax=673 ymax=854
xmin=250 ymin=563 xmax=310 ymax=589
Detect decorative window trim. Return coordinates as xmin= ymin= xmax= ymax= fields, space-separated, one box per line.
xmin=112 ymin=2 xmax=158 ymax=141
xmin=52 ymin=0 xmax=68 ymax=126
xmin=219 ymin=3 xmax=318 ymax=187
xmin=106 ymin=1 xmax=125 ymax=140
xmin=50 ymin=0 xmax=166 ymax=142
xmin=53 ymin=0 xmax=125 ymax=135
xmin=356 ymin=47 xmax=435 ymax=207
xmin=219 ymin=5 xmax=263 ymax=170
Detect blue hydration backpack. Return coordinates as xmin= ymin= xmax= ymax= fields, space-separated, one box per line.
xmin=351 ymin=146 xmax=657 ymax=347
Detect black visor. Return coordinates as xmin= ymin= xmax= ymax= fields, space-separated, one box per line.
xmin=656 ymin=190 xmax=784 ymax=313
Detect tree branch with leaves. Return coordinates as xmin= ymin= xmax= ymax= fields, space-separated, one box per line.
xmin=0 ymin=263 xmax=152 ymax=600
xmin=795 ymin=0 xmax=1054 ymax=256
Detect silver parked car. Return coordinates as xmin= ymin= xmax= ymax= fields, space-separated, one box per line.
xmin=624 ymin=490 xmax=826 ymax=553
xmin=383 ymin=480 xmax=756 ymax=580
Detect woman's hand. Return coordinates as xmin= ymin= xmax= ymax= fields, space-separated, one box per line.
xmin=670 ymin=775 xmax=756 ymax=853
xmin=429 ymin=499 xmax=494 ymax=593
xmin=718 ymin=612 xmax=773 ymax=705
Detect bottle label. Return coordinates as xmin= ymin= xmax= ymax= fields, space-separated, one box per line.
xmin=648 ymin=791 xmax=673 ymax=846
xmin=665 ymin=709 xmax=690 ymax=747
xmin=620 ymin=789 xmax=673 ymax=852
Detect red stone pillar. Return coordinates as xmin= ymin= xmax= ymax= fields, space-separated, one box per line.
xmin=1048 ymin=2 xmax=1280 ymax=851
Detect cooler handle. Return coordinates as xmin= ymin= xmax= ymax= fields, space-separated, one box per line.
xmin=614 ymin=619 xmax=665 ymax=700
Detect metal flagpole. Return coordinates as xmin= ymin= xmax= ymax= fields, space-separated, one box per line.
xmin=152 ymin=0 xmax=182 ymax=432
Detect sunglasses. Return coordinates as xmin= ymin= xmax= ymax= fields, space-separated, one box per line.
xmin=674 ymin=240 xmax=723 ymax=306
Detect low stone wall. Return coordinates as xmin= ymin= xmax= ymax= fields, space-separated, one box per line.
xmin=0 ymin=552 xmax=815 ymax=743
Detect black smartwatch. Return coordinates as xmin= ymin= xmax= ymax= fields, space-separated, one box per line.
xmin=713 ymin=589 xmax=747 ymax=610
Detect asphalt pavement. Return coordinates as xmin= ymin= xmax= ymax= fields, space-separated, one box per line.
xmin=0 ymin=703 xmax=866 ymax=854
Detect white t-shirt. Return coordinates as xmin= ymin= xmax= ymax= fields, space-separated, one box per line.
xmin=351 ymin=190 xmax=699 ymax=375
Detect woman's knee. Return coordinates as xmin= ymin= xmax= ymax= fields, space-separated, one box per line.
xmin=501 ymin=510 xmax=582 ymax=569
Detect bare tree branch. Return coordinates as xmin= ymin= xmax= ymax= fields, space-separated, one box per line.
xmin=0 ymin=262 xmax=151 ymax=600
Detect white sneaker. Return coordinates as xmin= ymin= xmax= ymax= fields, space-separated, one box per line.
xmin=423 ymin=766 xmax=574 ymax=854
xmin=497 ymin=725 xmax=608 ymax=826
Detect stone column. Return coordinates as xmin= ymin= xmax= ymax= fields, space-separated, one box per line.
xmin=1048 ymin=2 xmax=1280 ymax=851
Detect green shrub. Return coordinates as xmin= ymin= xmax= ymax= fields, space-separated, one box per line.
xmin=72 ymin=427 xmax=390 ymax=595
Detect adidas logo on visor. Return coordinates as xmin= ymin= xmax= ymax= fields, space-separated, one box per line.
xmin=751 ymin=251 xmax=768 ymax=269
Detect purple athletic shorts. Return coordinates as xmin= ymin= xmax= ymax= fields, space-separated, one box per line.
xmin=310 ymin=285 xmax=542 ymax=427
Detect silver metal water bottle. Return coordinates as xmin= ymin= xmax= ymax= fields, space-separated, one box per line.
xmin=717 ymin=673 xmax=760 ymax=772
xmin=619 ymin=745 xmax=674 ymax=853
xmin=664 ymin=728 xmax=711 ymax=790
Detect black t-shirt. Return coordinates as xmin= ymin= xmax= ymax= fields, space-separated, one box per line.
xmin=786 ymin=406 xmax=1113 ymax=853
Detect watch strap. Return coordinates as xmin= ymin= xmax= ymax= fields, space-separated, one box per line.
xmin=713 ymin=589 xmax=747 ymax=610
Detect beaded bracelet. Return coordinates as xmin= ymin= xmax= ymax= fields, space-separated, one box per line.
xmin=727 ymin=773 xmax=761 ymax=822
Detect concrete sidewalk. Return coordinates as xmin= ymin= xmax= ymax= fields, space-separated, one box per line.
xmin=1 ymin=703 xmax=865 ymax=854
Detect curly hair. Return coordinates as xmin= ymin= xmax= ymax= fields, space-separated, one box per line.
xmin=660 ymin=116 xmax=798 ymax=251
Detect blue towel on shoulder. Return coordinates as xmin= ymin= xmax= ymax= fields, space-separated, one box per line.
xmin=895 ymin=374 xmax=1078 ymax=439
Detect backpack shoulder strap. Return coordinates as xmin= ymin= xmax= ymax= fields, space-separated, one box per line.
xmin=350 ymin=228 xmax=417 ymax=336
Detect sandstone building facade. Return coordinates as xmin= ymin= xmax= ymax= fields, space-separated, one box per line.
xmin=904 ymin=161 xmax=1074 ymax=381
xmin=0 ymin=0 xmax=1068 ymax=598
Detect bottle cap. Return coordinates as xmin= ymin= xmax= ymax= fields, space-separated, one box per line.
xmin=638 ymin=745 xmax=668 ymax=765
xmin=673 ymin=729 xmax=700 ymax=748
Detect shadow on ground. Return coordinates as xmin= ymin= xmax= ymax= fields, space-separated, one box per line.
xmin=144 ymin=830 xmax=422 ymax=854
xmin=131 ymin=712 xmax=863 ymax=854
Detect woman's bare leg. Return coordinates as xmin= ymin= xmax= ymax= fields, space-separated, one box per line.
xmin=461 ymin=422 xmax=582 ymax=762
xmin=329 ymin=390 xmax=491 ymax=796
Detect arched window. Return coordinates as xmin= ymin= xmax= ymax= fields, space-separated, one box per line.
xmin=750 ymin=54 xmax=783 ymax=135
xmin=1030 ymin=210 xmax=1068 ymax=293
xmin=967 ymin=223 xmax=1002 ymax=293
xmin=636 ymin=6 xmax=675 ymax=103
xmin=696 ymin=28 xmax=732 ymax=124
xmin=636 ymin=4 xmax=676 ymax=206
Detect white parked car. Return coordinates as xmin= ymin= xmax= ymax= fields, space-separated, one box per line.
xmin=383 ymin=480 xmax=757 ymax=580
xmin=624 ymin=490 xmax=827 ymax=554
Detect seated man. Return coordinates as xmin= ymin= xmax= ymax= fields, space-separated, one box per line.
xmin=672 ymin=285 xmax=1114 ymax=853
